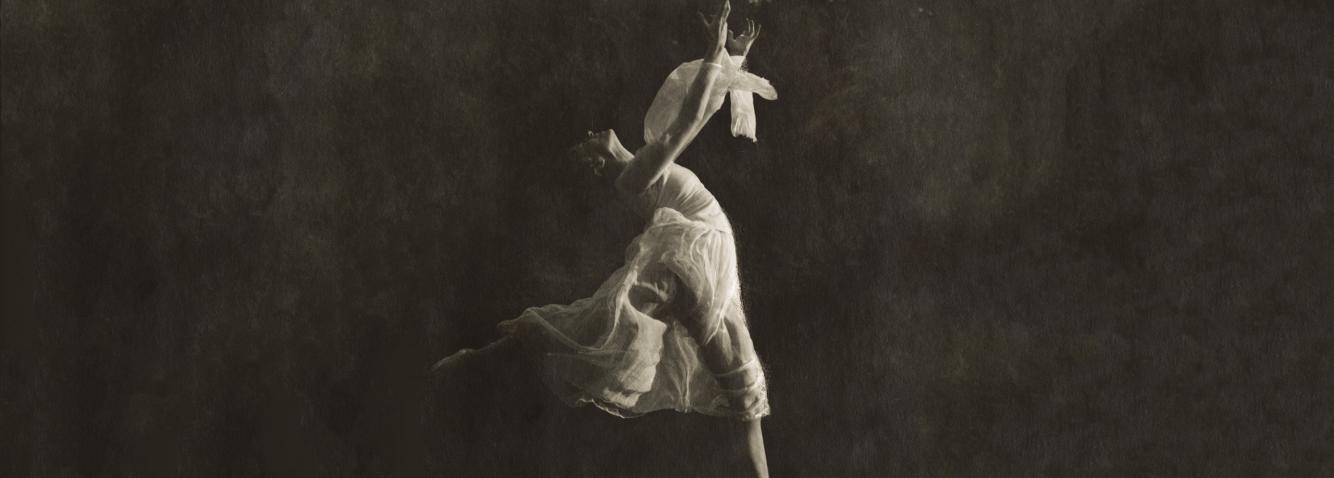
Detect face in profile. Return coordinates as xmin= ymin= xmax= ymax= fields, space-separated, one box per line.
xmin=571 ymin=129 xmax=622 ymax=176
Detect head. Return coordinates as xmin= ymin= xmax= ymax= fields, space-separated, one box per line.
xmin=569 ymin=129 xmax=631 ymax=178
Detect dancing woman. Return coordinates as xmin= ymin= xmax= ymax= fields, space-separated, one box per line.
xmin=435 ymin=2 xmax=774 ymax=475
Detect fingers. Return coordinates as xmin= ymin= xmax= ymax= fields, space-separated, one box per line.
xmin=717 ymin=3 xmax=731 ymax=43
xmin=701 ymin=1 xmax=748 ymax=52
xmin=745 ymin=19 xmax=760 ymax=38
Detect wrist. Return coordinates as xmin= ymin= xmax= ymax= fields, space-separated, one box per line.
xmin=730 ymin=54 xmax=748 ymax=70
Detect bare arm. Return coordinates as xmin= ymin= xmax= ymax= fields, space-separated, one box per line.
xmin=615 ymin=1 xmax=734 ymax=196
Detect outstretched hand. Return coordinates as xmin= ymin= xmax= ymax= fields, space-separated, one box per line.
xmin=727 ymin=19 xmax=761 ymax=57
xmin=696 ymin=0 xmax=732 ymax=63
xmin=698 ymin=2 xmax=761 ymax=59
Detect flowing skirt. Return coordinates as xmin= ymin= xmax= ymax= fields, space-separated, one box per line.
xmin=498 ymin=208 xmax=769 ymax=420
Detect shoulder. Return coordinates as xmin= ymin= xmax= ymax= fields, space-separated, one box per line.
xmin=658 ymin=164 xmax=705 ymax=197
xmin=669 ymin=163 xmax=695 ymax=177
xmin=674 ymin=164 xmax=715 ymax=197
xmin=664 ymin=164 xmax=700 ymax=187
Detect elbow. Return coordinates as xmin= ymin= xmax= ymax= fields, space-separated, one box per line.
xmin=684 ymin=109 xmax=707 ymax=126
xmin=675 ymin=102 xmax=707 ymax=128
xmin=687 ymin=104 xmax=706 ymax=120
xmin=662 ymin=120 xmax=701 ymax=148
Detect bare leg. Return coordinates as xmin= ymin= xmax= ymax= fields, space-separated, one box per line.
xmin=634 ymin=267 xmax=771 ymax=477
xmin=734 ymin=419 xmax=769 ymax=478
xmin=430 ymin=336 xmax=520 ymax=379
xmin=686 ymin=322 xmax=770 ymax=477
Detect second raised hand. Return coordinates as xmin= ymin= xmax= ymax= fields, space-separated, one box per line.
xmin=728 ymin=18 xmax=761 ymax=57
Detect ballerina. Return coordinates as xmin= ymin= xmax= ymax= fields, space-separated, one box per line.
xmin=434 ymin=2 xmax=773 ymax=475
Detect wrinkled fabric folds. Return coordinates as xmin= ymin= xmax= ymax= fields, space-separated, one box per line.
xmin=643 ymin=55 xmax=777 ymax=145
xmin=498 ymin=166 xmax=769 ymax=421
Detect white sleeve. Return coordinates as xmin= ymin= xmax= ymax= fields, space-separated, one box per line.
xmin=642 ymin=55 xmax=776 ymax=145
xmin=727 ymin=55 xmax=758 ymax=142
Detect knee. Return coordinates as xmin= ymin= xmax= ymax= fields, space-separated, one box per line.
xmin=680 ymin=310 xmax=725 ymax=347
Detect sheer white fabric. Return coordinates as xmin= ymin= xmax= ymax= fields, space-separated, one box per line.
xmin=729 ymin=88 xmax=758 ymax=141
xmin=498 ymin=165 xmax=769 ymax=420
xmin=643 ymin=55 xmax=777 ymax=145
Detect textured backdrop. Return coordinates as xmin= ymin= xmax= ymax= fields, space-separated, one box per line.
xmin=4 ymin=0 xmax=1333 ymax=476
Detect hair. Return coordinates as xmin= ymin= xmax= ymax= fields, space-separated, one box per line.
xmin=567 ymin=139 xmax=606 ymax=176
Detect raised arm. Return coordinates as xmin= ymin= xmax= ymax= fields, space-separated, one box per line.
xmin=615 ymin=1 xmax=734 ymax=196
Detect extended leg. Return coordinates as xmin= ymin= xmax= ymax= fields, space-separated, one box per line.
xmin=690 ymin=322 xmax=770 ymax=478
xmin=429 ymin=336 xmax=521 ymax=383
xmin=676 ymin=300 xmax=770 ymax=477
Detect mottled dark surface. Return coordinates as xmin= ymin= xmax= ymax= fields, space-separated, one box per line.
xmin=4 ymin=0 xmax=1333 ymax=476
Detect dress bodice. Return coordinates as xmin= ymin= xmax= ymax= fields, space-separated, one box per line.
xmin=633 ymin=164 xmax=728 ymax=229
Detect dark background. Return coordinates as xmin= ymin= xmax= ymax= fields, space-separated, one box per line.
xmin=4 ymin=0 xmax=1332 ymax=476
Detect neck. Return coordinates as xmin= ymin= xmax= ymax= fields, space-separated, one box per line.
xmin=610 ymin=142 xmax=634 ymax=165
xmin=602 ymin=143 xmax=634 ymax=181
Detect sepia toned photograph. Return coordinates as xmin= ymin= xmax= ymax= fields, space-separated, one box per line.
xmin=3 ymin=0 xmax=1331 ymax=476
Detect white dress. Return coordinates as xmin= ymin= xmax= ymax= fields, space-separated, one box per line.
xmin=498 ymin=164 xmax=769 ymax=420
